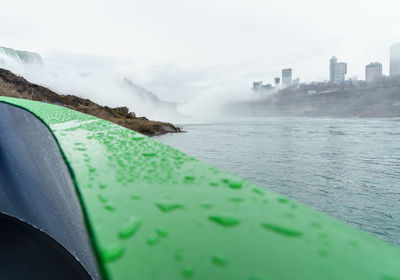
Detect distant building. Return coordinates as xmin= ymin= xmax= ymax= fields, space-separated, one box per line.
xmin=329 ymin=56 xmax=347 ymax=83
xmin=365 ymin=62 xmax=382 ymax=82
xmin=390 ymin=43 xmax=400 ymax=77
xmin=252 ymin=81 xmax=262 ymax=90
xmin=282 ymin=68 xmax=292 ymax=88
xmin=274 ymin=77 xmax=280 ymax=86
xmin=262 ymin=84 xmax=273 ymax=90
xmin=252 ymin=81 xmax=274 ymax=91
xmin=292 ymin=77 xmax=300 ymax=86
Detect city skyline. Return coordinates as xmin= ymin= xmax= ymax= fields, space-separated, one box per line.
xmin=254 ymin=43 xmax=400 ymax=89
xmin=1 ymin=0 xmax=400 ymax=102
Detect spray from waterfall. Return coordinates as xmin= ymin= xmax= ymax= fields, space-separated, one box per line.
xmin=0 ymin=46 xmax=267 ymax=122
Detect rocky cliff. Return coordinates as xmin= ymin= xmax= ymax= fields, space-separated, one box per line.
xmin=0 ymin=68 xmax=181 ymax=135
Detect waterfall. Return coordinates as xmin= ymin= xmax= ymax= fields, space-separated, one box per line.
xmin=0 ymin=46 xmax=43 ymax=65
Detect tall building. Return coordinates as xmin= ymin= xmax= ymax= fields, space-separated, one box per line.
xmin=252 ymin=81 xmax=273 ymax=91
xmin=252 ymin=81 xmax=262 ymax=90
xmin=365 ymin=62 xmax=382 ymax=82
xmin=282 ymin=68 xmax=292 ymax=88
xmin=262 ymin=84 xmax=273 ymax=90
xmin=329 ymin=56 xmax=347 ymax=83
xmin=329 ymin=56 xmax=337 ymax=82
xmin=390 ymin=43 xmax=400 ymax=77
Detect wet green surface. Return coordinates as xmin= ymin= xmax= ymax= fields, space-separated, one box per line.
xmin=1 ymin=96 xmax=400 ymax=280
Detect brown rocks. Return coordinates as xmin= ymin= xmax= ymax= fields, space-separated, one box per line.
xmin=0 ymin=68 xmax=181 ymax=136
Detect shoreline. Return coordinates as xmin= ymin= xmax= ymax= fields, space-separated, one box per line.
xmin=0 ymin=68 xmax=182 ymax=136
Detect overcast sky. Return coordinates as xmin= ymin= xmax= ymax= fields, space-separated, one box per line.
xmin=1 ymin=0 xmax=400 ymax=100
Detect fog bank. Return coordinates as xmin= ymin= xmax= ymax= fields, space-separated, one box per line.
xmin=0 ymin=48 xmax=267 ymax=122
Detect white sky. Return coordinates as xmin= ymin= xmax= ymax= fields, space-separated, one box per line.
xmin=1 ymin=0 xmax=400 ymax=100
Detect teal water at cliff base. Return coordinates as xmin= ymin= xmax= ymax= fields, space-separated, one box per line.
xmin=158 ymin=118 xmax=400 ymax=247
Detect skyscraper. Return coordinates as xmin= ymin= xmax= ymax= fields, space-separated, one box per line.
xmin=252 ymin=81 xmax=262 ymax=90
xmin=329 ymin=56 xmax=347 ymax=83
xmin=365 ymin=62 xmax=382 ymax=82
xmin=282 ymin=68 xmax=292 ymax=88
xmin=390 ymin=43 xmax=400 ymax=77
xmin=329 ymin=56 xmax=337 ymax=82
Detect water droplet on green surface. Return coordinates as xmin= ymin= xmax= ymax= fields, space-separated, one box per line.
xmin=119 ymin=217 xmax=141 ymax=239
xmin=261 ymin=223 xmax=302 ymax=237
xmin=228 ymin=181 xmax=242 ymax=189
xmin=156 ymin=201 xmax=184 ymax=213
xmin=278 ymin=197 xmax=289 ymax=204
xmin=229 ymin=197 xmax=245 ymax=203
xmin=184 ymin=175 xmax=195 ymax=182
xmin=253 ymin=188 xmax=264 ymax=196
xmin=210 ymin=182 xmax=219 ymax=187
xmin=131 ymin=195 xmax=141 ymax=200
xmin=174 ymin=251 xmax=182 ymax=261
xmin=98 ymin=194 xmax=108 ymax=203
xmin=209 ymin=215 xmax=240 ymax=227
xmin=143 ymin=152 xmax=157 ymax=157
xmin=102 ymin=245 xmax=124 ymax=263
xmin=147 ymin=235 xmax=159 ymax=245
xmin=156 ymin=227 xmax=168 ymax=238
xmin=131 ymin=137 xmax=145 ymax=141
xmin=182 ymin=268 xmax=194 ymax=279
xmin=105 ymin=204 xmax=116 ymax=211
xmin=211 ymin=255 xmax=227 ymax=267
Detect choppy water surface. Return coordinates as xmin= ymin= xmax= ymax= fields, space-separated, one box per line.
xmin=157 ymin=118 xmax=400 ymax=246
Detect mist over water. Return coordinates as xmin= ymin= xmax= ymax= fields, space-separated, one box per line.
xmin=178 ymin=83 xmax=272 ymax=120
xmin=0 ymin=48 xmax=268 ymax=123
xmin=0 ymin=51 xmax=177 ymax=121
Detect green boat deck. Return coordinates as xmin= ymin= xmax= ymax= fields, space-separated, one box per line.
xmin=1 ymin=96 xmax=399 ymax=280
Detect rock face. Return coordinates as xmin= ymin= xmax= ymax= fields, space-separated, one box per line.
xmin=0 ymin=68 xmax=181 ymax=136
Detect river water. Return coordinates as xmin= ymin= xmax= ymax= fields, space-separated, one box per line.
xmin=156 ymin=118 xmax=400 ymax=247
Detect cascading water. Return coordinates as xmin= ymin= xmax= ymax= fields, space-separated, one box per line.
xmin=0 ymin=46 xmax=43 ymax=65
